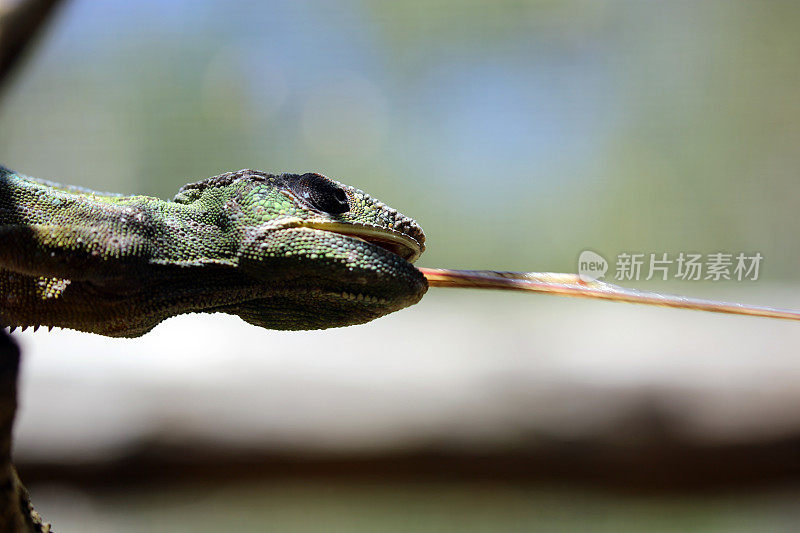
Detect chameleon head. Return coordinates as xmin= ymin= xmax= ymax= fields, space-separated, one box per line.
xmin=175 ymin=170 xmax=428 ymax=330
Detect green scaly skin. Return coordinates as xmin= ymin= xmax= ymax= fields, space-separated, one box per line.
xmin=0 ymin=167 xmax=427 ymax=337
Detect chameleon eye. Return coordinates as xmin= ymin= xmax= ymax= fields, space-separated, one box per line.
xmin=294 ymin=173 xmax=350 ymax=214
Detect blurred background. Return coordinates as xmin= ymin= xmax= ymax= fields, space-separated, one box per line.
xmin=3 ymin=0 xmax=800 ymax=531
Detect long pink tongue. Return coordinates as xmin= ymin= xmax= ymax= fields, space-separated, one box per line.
xmin=419 ymin=268 xmax=800 ymax=322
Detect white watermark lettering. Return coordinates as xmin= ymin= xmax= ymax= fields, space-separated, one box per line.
xmin=577 ymin=250 xmax=609 ymax=282
xmin=579 ymin=251 xmax=763 ymax=282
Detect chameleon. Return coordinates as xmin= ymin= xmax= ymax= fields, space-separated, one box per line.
xmin=0 ymin=166 xmax=427 ymax=337
xmin=2 ymin=165 xmax=800 ymax=339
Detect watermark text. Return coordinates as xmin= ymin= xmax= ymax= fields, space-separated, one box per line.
xmin=578 ymin=251 xmax=762 ymax=282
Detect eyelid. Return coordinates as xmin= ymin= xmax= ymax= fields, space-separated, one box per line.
xmin=278 ymin=188 xmax=302 ymax=204
xmin=278 ymin=187 xmax=331 ymax=214
xmin=279 ymin=174 xmax=350 ymax=215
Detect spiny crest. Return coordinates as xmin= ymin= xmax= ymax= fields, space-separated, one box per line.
xmin=176 ymin=169 xmax=274 ymax=195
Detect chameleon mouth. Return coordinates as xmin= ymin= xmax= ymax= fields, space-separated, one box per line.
xmin=303 ymin=221 xmax=423 ymax=263
xmin=269 ymin=217 xmax=423 ymax=262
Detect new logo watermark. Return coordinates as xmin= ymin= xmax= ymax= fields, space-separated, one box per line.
xmin=577 ymin=250 xmax=609 ymax=282
xmin=578 ymin=251 xmax=762 ymax=282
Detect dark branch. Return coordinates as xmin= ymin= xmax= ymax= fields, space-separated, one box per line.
xmin=0 ymin=332 xmax=49 ymax=532
xmin=0 ymin=0 xmax=65 ymax=93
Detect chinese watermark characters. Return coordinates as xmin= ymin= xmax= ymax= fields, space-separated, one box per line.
xmin=578 ymin=251 xmax=762 ymax=282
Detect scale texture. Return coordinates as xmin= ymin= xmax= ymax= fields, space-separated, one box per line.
xmin=0 ymin=167 xmax=427 ymax=337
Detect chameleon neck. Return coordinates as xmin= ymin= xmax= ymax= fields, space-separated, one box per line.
xmin=0 ymin=169 xmax=234 ymax=280
xmin=0 ymin=170 xmax=247 ymax=335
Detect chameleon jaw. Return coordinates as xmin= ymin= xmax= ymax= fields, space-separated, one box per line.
xmin=273 ymin=218 xmax=423 ymax=263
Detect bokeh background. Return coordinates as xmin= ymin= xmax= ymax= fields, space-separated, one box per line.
xmin=3 ymin=0 xmax=800 ymax=531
